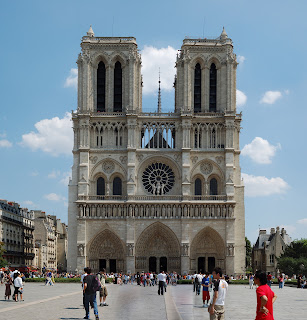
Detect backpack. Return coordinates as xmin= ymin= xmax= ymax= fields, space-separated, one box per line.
xmin=92 ymin=275 xmax=101 ymax=291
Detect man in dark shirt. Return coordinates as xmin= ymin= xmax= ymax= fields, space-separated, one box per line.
xmin=83 ymin=267 xmax=99 ymax=320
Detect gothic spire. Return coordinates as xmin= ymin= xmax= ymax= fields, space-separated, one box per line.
xmin=87 ymin=25 xmax=94 ymax=37
xmin=157 ymin=69 xmax=161 ymax=113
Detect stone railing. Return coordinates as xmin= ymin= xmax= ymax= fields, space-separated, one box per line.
xmin=77 ymin=195 xmax=232 ymax=202
xmin=77 ymin=202 xmax=235 ymax=219
xmin=82 ymin=36 xmax=137 ymax=43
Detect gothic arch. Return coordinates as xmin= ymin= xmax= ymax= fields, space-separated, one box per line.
xmin=110 ymin=53 xmax=127 ymax=68
xmin=206 ymin=55 xmax=222 ymax=69
xmin=190 ymin=56 xmax=206 ymax=69
xmin=90 ymin=158 xmax=127 ymax=179
xmin=135 ymin=222 xmax=181 ymax=272
xmin=190 ymin=226 xmax=225 ymax=260
xmin=92 ymin=54 xmax=109 ymax=69
xmin=87 ymin=228 xmax=126 ymax=273
xmin=191 ymin=158 xmax=224 ymax=181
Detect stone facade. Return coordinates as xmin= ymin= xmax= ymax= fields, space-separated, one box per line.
xmin=252 ymin=227 xmax=292 ymax=276
xmin=68 ymin=27 xmax=245 ymax=275
xmin=32 ymin=211 xmax=57 ymax=271
xmin=56 ymin=219 xmax=68 ymax=272
xmin=0 ymin=200 xmax=35 ymax=268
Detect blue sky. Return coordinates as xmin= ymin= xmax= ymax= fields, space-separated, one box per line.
xmin=1 ymin=0 xmax=307 ymax=244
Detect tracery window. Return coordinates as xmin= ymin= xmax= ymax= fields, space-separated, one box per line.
xmin=195 ymin=178 xmax=202 ymax=196
xmin=142 ymin=163 xmax=175 ymax=195
xmin=97 ymin=177 xmax=105 ymax=196
xmin=194 ymin=63 xmax=201 ymax=113
xmin=113 ymin=177 xmax=122 ymax=195
xmin=209 ymin=178 xmax=218 ymax=195
xmin=97 ymin=62 xmax=106 ymax=112
xmin=114 ymin=61 xmax=122 ymax=112
xmin=209 ymin=63 xmax=217 ymax=112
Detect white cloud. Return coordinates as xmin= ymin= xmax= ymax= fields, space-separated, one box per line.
xmin=242 ymin=137 xmax=281 ymax=164
xmin=60 ymin=172 xmax=71 ymax=186
xmin=242 ymin=173 xmax=289 ymax=197
xmin=21 ymin=112 xmax=73 ymax=156
xmin=0 ymin=133 xmax=7 ymax=138
xmin=64 ymin=68 xmax=78 ymax=89
xmin=237 ymin=55 xmax=245 ymax=65
xmin=30 ymin=171 xmax=39 ymax=177
xmin=297 ymin=218 xmax=307 ymax=225
xmin=44 ymin=193 xmax=66 ymax=201
xmin=48 ymin=170 xmax=61 ymax=179
xmin=23 ymin=200 xmax=38 ymax=208
xmin=260 ymin=91 xmax=282 ymax=104
xmin=141 ymin=45 xmax=177 ymax=95
xmin=236 ymin=89 xmax=247 ymax=108
xmin=0 ymin=139 xmax=12 ymax=147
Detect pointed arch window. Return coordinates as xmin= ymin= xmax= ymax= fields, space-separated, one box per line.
xmin=209 ymin=178 xmax=218 ymax=195
xmin=113 ymin=177 xmax=122 ymax=195
xmin=97 ymin=62 xmax=106 ymax=112
xmin=194 ymin=63 xmax=201 ymax=113
xmin=97 ymin=177 xmax=105 ymax=195
xmin=114 ymin=61 xmax=122 ymax=112
xmin=195 ymin=178 xmax=202 ymax=196
xmin=209 ymin=63 xmax=217 ymax=112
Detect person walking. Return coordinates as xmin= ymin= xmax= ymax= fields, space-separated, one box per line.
xmin=83 ymin=267 xmax=99 ymax=320
xmin=4 ymin=276 xmax=12 ymax=300
xmin=208 ymin=267 xmax=228 ymax=320
xmin=254 ymin=270 xmax=277 ymax=320
xmin=249 ymin=274 xmax=254 ymax=289
xmin=201 ymin=273 xmax=210 ymax=307
xmin=98 ymin=269 xmax=108 ymax=307
xmin=278 ymin=274 xmax=284 ymax=289
xmin=157 ymin=271 xmax=165 ymax=295
xmin=266 ymin=272 xmax=272 ymax=287
xmin=13 ymin=272 xmax=23 ymax=302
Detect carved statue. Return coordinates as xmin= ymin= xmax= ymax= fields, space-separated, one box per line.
xmin=78 ymin=244 xmax=84 ymax=257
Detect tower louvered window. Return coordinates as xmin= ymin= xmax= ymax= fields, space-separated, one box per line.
xmin=113 ymin=177 xmax=122 ymax=195
xmin=114 ymin=61 xmax=122 ymax=112
xmin=194 ymin=63 xmax=201 ymax=113
xmin=97 ymin=62 xmax=106 ymax=112
xmin=210 ymin=178 xmax=218 ymax=195
xmin=209 ymin=63 xmax=217 ymax=112
xmin=195 ymin=178 xmax=202 ymax=195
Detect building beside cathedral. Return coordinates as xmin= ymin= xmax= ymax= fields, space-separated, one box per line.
xmin=68 ymin=26 xmax=245 ymax=275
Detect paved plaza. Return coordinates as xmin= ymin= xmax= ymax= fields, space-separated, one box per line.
xmin=0 ymin=282 xmax=306 ymax=320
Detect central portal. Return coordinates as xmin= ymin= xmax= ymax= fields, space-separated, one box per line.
xmin=160 ymin=257 xmax=167 ymax=272
xmin=149 ymin=257 xmax=157 ymax=273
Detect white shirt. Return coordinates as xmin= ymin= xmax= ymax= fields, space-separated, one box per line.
xmin=81 ymin=273 xmax=88 ymax=289
xmin=162 ymin=273 xmax=167 ymax=282
xmin=14 ymin=277 xmax=23 ymax=288
xmin=157 ymin=273 xmax=164 ymax=281
xmin=197 ymin=274 xmax=203 ymax=282
xmin=213 ymin=279 xmax=228 ymax=306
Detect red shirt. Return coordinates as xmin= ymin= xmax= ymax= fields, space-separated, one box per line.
xmin=255 ymin=284 xmax=275 ymax=320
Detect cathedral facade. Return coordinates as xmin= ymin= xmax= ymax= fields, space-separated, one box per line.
xmin=67 ymin=27 xmax=245 ymax=276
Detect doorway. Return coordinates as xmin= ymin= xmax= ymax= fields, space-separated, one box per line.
xmin=99 ymin=259 xmax=106 ymax=271
xmin=208 ymin=257 xmax=215 ymax=273
xmin=160 ymin=257 xmax=167 ymax=272
xmin=149 ymin=257 xmax=157 ymax=273
xmin=110 ymin=259 xmax=116 ymax=273
xmin=198 ymin=257 xmax=205 ymax=274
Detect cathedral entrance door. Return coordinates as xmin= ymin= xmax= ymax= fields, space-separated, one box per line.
xmin=198 ymin=257 xmax=205 ymax=273
xmin=208 ymin=257 xmax=215 ymax=273
xmin=160 ymin=257 xmax=167 ymax=272
xmin=99 ymin=259 xmax=106 ymax=271
xmin=110 ymin=259 xmax=116 ymax=273
xmin=149 ymin=257 xmax=157 ymax=273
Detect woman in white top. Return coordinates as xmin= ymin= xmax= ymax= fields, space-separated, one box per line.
xmin=13 ymin=272 xmax=23 ymax=302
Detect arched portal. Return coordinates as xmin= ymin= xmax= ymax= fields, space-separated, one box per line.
xmin=135 ymin=222 xmax=181 ymax=273
xmin=87 ymin=229 xmax=125 ymax=273
xmin=190 ymin=227 xmax=225 ymax=273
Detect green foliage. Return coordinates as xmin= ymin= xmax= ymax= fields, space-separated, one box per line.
xmin=245 ymin=237 xmax=252 ymax=268
xmin=0 ymin=242 xmax=8 ymax=268
xmin=177 ymin=279 xmax=193 ymax=284
xmin=277 ymin=239 xmax=307 ymax=275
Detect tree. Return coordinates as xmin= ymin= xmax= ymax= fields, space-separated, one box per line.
xmin=245 ymin=237 xmax=252 ymax=268
xmin=277 ymin=239 xmax=307 ymax=276
xmin=0 ymin=241 xmax=7 ymax=268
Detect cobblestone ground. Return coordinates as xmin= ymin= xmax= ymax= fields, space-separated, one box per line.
xmin=0 ymin=283 xmax=306 ymax=320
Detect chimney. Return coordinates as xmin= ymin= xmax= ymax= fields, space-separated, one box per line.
xmin=270 ymin=228 xmax=275 ymax=235
xmin=259 ymin=229 xmax=267 ymax=235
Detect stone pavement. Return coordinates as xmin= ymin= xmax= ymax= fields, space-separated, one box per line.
xmin=0 ymin=282 xmax=306 ymax=320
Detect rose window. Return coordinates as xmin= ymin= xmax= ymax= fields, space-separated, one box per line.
xmin=142 ymin=162 xmax=175 ymax=195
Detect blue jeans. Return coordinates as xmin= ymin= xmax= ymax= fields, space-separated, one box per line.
xmin=84 ymin=293 xmax=98 ymax=318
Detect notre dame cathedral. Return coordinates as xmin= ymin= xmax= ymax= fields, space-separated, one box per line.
xmin=67 ymin=26 xmax=245 ymax=276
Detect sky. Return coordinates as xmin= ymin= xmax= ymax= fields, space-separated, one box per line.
xmin=1 ymin=0 xmax=307 ymax=244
